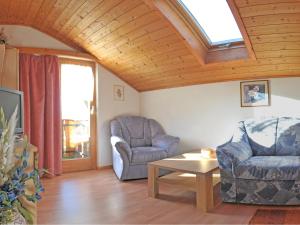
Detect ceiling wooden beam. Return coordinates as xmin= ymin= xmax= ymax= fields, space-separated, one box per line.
xmin=227 ymin=0 xmax=256 ymax=60
xmin=143 ymin=0 xmax=207 ymax=65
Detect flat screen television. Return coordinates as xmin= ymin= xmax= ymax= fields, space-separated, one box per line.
xmin=0 ymin=87 xmax=24 ymax=134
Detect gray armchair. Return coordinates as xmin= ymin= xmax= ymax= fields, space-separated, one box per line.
xmin=110 ymin=115 xmax=180 ymax=180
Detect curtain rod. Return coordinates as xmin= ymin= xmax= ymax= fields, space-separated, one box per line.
xmin=6 ymin=45 xmax=97 ymax=62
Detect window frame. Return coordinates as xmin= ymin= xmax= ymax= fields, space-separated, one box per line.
xmin=178 ymin=0 xmax=244 ymax=47
xmin=59 ymin=58 xmax=98 ymax=173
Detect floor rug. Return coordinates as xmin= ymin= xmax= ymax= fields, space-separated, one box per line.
xmin=249 ymin=209 xmax=300 ymax=224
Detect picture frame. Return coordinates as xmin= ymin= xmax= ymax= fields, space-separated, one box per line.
xmin=240 ymin=80 xmax=270 ymax=107
xmin=113 ymin=85 xmax=124 ymax=101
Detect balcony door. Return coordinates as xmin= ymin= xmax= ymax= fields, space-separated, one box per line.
xmin=60 ymin=59 xmax=97 ymax=172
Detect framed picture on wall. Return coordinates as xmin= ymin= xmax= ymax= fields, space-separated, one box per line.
xmin=113 ymin=85 xmax=124 ymax=101
xmin=240 ymin=80 xmax=270 ymax=107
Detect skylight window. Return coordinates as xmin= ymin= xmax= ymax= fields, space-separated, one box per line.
xmin=180 ymin=0 xmax=243 ymax=45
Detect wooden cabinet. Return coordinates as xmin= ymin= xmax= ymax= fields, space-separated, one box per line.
xmin=0 ymin=45 xmax=19 ymax=90
xmin=0 ymin=44 xmax=4 ymax=73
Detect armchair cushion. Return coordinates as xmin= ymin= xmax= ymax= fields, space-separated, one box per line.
xmin=235 ymin=156 xmax=300 ymax=181
xmin=131 ymin=147 xmax=167 ymax=165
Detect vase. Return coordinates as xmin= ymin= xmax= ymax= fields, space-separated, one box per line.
xmin=10 ymin=210 xmax=27 ymax=225
xmin=0 ymin=209 xmax=27 ymax=225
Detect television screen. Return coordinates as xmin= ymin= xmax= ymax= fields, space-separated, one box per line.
xmin=0 ymin=87 xmax=24 ymax=134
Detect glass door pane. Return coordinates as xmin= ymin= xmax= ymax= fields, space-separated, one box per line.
xmin=61 ymin=64 xmax=94 ymax=160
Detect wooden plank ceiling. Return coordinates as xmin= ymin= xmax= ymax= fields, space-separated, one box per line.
xmin=0 ymin=0 xmax=300 ymax=91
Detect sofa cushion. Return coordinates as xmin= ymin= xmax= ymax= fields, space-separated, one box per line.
xmin=131 ymin=147 xmax=167 ymax=165
xmin=276 ymin=117 xmax=300 ymax=156
xmin=244 ymin=118 xmax=277 ymax=156
xmin=235 ymin=156 xmax=300 ymax=180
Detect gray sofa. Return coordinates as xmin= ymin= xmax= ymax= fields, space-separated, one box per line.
xmin=217 ymin=117 xmax=300 ymax=205
xmin=110 ymin=115 xmax=180 ymax=180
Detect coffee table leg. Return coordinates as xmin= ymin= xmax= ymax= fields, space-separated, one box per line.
xmin=196 ymin=173 xmax=213 ymax=212
xmin=148 ymin=164 xmax=159 ymax=198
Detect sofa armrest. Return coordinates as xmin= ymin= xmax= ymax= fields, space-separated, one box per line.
xmin=217 ymin=141 xmax=252 ymax=173
xmin=111 ymin=136 xmax=132 ymax=160
xmin=152 ymin=135 xmax=180 ymax=156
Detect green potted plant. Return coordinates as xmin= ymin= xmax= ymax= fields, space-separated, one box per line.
xmin=0 ymin=107 xmax=43 ymax=224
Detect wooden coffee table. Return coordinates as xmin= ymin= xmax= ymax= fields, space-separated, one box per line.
xmin=148 ymin=150 xmax=220 ymax=212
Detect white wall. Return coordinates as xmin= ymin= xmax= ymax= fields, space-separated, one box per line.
xmin=141 ymin=78 xmax=300 ymax=152
xmin=97 ymin=65 xmax=140 ymax=166
xmin=0 ymin=25 xmax=74 ymax=51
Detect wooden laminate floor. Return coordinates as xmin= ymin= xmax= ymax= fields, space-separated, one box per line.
xmin=37 ymin=169 xmax=299 ymax=224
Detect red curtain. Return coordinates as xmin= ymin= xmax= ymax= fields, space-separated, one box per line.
xmin=19 ymin=54 xmax=62 ymax=176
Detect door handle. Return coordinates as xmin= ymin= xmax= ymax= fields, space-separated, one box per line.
xmin=90 ymin=105 xmax=96 ymax=115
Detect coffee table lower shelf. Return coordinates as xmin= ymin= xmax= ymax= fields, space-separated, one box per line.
xmin=148 ymin=165 xmax=220 ymax=212
xmin=158 ymin=172 xmax=220 ymax=192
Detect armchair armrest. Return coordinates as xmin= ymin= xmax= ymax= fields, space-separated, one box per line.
xmin=217 ymin=141 xmax=252 ymax=172
xmin=152 ymin=134 xmax=180 ymax=156
xmin=111 ymin=136 xmax=132 ymax=160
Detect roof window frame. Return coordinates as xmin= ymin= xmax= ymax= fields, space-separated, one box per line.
xmin=178 ymin=0 xmax=244 ymax=47
xmin=143 ymin=0 xmax=256 ymax=64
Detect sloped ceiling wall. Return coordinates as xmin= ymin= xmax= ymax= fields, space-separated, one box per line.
xmin=0 ymin=25 xmax=75 ymax=50
xmin=0 ymin=0 xmax=299 ymax=91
